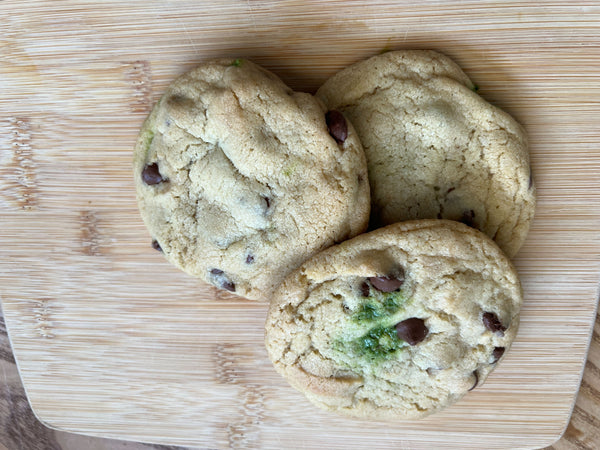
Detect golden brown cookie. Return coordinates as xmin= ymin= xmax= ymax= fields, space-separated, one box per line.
xmin=316 ymin=50 xmax=535 ymax=257
xmin=134 ymin=58 xmax=370 ymax=300
xmin=265 ymin=220 xmax=522 ymax=419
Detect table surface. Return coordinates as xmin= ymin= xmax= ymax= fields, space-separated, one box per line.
xmin=0 ymin=307 xmax=598 ymax=450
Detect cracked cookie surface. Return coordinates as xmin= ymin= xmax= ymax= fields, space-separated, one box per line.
xmin=134 ymin=58 xmax=370 ymax=300
xmin=265 ymin=220 xmax=522 ymax=419
xmin=316 ymin=50 xmax=536 ymax=257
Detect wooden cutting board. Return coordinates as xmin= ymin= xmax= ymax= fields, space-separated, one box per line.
xmin=1 ymin=1 xmax=599 ymax=449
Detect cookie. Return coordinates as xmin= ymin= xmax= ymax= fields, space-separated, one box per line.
xmin=265 ymin=220 xmax=522 ymax=419
xmin=316 ymin=50 xmax=536 ymax=257
xmin=134 ymin=58 xmax=370 ymax=301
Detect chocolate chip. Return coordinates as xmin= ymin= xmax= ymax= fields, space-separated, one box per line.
xmin=209 ymin=268 xmax=236 ymax=292
xmin=460 ymin=209 xmax=475 ymax=227
xmin=482 ymin=312 xmax=506 ymax=335
xmin=151 ymin=240 xmax=162 ymax=252
xmin=492 ymin=347 xmax=505 ymax=363
xmin=221 ymin=280 xmax=236 ymax=292
xmin=447 ymin=187 xmax=456 ymax=194
xmin=468 ymin=371 xmax=479 ymax=391
xmin=325 ymin=110 xmax=348 ymax=144
xmin=142 ymin=163 xmax=166 ymax=185
xmin=360 ymin=281 xmax=370 ymax=297
xmin=395 ymin=318 xmax=428 ymax=345
xmin=368 ymin=267 xmax=405 ymax=293
xmin=245 ymin=254 xmax=254 ymax=264
xmin=263 ymin=196 xmax=271 ymax=209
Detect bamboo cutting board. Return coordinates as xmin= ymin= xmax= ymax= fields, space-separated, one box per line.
xmin=1 ymin=1 xmax=600 ymax=449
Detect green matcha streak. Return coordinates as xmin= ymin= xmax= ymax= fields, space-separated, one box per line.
xmin=142 ymin=129 xmax=155 ymax=158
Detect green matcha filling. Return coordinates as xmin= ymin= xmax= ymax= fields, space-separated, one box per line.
xmin=333 ymin=289 xmax=409 ymax=364
xmin=231 ymin=58 xmax=243 ymax=67
xmin=351 ymin=290 xmax=405 ymax=323
xmin=333 ymin=324 xmax=405 ymax=363
xmin=354 ymin=325 xmax=403 ymax=359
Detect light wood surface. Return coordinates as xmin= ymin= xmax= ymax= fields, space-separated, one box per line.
xmin=1 ymin=1 xmax=599 ymax=449
xmin=0 ymin=313 xmax=596 ymax=450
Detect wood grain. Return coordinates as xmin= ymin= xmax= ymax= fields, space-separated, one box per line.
xmin=0 ymin=312 xmax=597 ymax=449
xmin=1 ymin=1 xmax=599 ymax=449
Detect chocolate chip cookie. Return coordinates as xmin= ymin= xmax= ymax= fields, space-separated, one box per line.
xmin=134 ymin=58 xmax=370 ymax=300
xmin=265 ymin=220 xmax=522 ymax=419
xmin=316 ymin=50 xmax=536 ymax=257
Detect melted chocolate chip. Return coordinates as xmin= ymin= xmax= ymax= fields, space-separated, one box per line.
xmin=395 ymin=318 xmax=428 ymax=346
xmin=460 ymin=209 xmax=476 ymax=228
xmin=482 ymin=312 xmax=506 ymax=335
xmin=151 ymin=240 xmax=162 ymax=252
xmin=141 ymin=163 xmax=166 ymax=185
xmin=210 ymin=268 xmax=224 ymax=275
xmin=245 ymin=254 xmax=255 ymax=264
xmin=492 ymin=347 xmax=505 ymax=363
xmin=360 ymin=281 xmax=370 ymax=297
xmin=325 ymin=110 xmax=348 ymax=144
xmin=263 ymin=196 xmax=271 ymax=209
xmin=468 ymin=371 xmax=479 ymax=391
xmin=447 ymin=187 xmax=456 ymax=194
xmin=368 ymin=267 xmax=405 ymax=293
